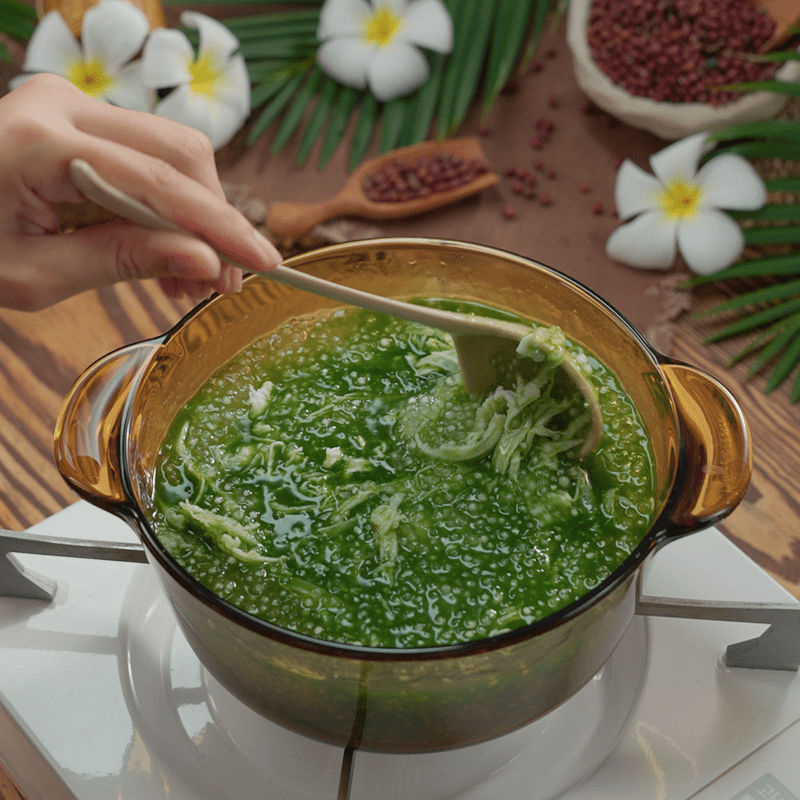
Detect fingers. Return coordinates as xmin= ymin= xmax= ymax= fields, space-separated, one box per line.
xmin=66 ymin=142 xmax=283 ymax=274
xmin=72 ymin=99 xmax=227 ymax=200
xmin=0 ymin=74 xmax=279 ymax=311
xmin=8 ymin=75 xmax=224 ymax=200
xmin=3 ymin=222 xmax=237 ymax=311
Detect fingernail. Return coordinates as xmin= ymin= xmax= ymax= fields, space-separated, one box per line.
xmin=219 ymin=265 xmax=235 ymax=294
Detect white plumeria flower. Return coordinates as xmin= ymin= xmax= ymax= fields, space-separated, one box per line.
xmin=142 ymin=11 xmax=250 ymax=151
xmin=317 ymin=0 xmax=453 ymax=102
xmin=606 ymin=132 xmax=767 ymax=275
xmin=9 ymin=0 xmax=153 ymax=111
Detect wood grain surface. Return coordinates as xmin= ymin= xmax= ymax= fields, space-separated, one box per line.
xmin=2 ymin=15 xmax=800 ymax=800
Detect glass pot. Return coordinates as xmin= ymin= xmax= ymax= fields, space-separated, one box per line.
xmin=54 ymin=238 xmax=751 ymax=753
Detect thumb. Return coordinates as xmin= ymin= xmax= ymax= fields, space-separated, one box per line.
xmin=5 ymin=222 xmax=226 ymax=311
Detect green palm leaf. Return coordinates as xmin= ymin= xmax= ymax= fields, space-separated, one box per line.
xmin=318 ymin=87 xmax=360 ymax=169
xmin=743 ymin=225 xmax=800 ymax=245
xmin=691 ymin=98 xmax=800 ymax=399
xmin=706 ymin=119 xmax=800 ymax=142
xmin=765 ymin=321 xmax=800 ymax=393
xmin=712 ymin=141 xmax=800 ymax=161
xmin=743 ymin=49 xmax=800 ymax=62
xmin=349 ymin=93 xmax=380 ymax=172
xmin=766 ymin=176 xmax=800 ymax=192
xmin=398 ymin=53 xmax=447 ymax=146
xmin=717 ymin=79 xmax=800 ymax=96
xmin=688 ymin=251 xmax=800 ymax=285
xmin=703 ymin=297 xmax=800 ymax=343
xmin=379 ymin=97 xmax=409 ymax=153
xmin=0 ymin=0 xmax=36 ymax=62
xmin=295 ymin=76 xmax=340 ymax=166
xmin=9 ymin=0 xmax=559 ymax=168
xmin=223 ymin=1 xmax=562 ymax=169
xmin=436 ymin=0 xmax=499 ymax=138
xmin=247 ymin=69 xmax=308 ymax=146
xmin=270 ymin=65 xmax=323 ymax=155
xmin=729 ymin=204 xmax=800 ymax=223
xmin=482 ymin=0 xmax=533 ymax=114
xmin=520 ymin=0 xmax=559 ymax=69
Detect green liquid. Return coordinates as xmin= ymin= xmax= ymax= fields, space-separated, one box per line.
xmin=152 ymin=306 xmax=655 ymax=648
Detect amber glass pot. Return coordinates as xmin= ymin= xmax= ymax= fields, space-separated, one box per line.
xmin=55 ymin=239 xmax=750 ymax=753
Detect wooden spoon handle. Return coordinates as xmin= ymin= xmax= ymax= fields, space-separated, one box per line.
xmin=266 ymin=196 xmax=361 ymax=240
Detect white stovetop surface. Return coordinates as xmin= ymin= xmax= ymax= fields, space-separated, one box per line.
xmin=1 ymin=501 xmax=799 ymax=800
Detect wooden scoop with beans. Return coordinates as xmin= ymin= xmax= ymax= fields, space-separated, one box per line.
xmin=68 ymin=158 xmax=603 ymax=459
xmin=265 ymin=137 xmax=499 ymax=240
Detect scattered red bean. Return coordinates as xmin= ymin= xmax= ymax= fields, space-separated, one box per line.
xmin=363 ymin=153 xmax=490 ymax=202
xmin=578 ymin=182 xmax=590 ymax=193
xmin=546 ymin=48 xmax=557 ymax=59
xmin=547 ymin=95 xmax=559 ymax=109
xmin=531 ymin=61 xmax=544 ymax=73
xmin=540 ymin=194 xmax=552 ymax=206
xmin=502 ymin=203 xmax=517 ymax=219
xmin=478 ymin=123 xmax=490 ymax=136
xmin=512 ymin=180 xmax=524 ymax=194
xmin=587 ymin=0 xmax=779 ymax=105
xmin=525 ymin=185 xmax=536 ymax=199
xmin=530 ymin=136 xmax=544 ymax=150
xmin=545 ymin=168 xmax=556 ymax=179
xmin=532 ymin=158 xmax=544 ymax=171
xmin=592 ymin=202 xmax=604 ymax=215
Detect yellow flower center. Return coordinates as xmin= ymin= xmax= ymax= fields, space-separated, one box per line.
xmin=67 ymin=58 xmax=113 ymax=98
xmin=189 ymin=52 xmax=223 ymax=97
xmin=362 ymin=6 xmax=403 ymax=47
xmin=659 ymin=177 xmax=702 ymax=220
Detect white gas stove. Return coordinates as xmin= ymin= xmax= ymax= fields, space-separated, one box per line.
xmin=1 ymin=501 xmax=799 ymax=800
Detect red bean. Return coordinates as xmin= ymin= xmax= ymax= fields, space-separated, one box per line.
xmin=364 ymin=154 xmax=490 ymax=202
xmin=586 ymin=0 xmax=778 ymax=105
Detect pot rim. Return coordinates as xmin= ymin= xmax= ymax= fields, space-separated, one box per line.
xmin=120 ymin=237 xmax=687 ymax=661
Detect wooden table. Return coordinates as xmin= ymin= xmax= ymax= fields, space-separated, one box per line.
xmin=2 ymin=252 xmax=800 ymax=800
xmin=2 ymin=19 xmax=800 ymax=800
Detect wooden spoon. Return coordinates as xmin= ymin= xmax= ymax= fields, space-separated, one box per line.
xmin=68 ymin=158 xmax=603 ymax=457
xmin=265 ymin=137 xmax=499 ymax=240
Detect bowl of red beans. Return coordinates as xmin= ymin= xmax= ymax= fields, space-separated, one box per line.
xmin=566 ymin=0 xmax=800 ymax=139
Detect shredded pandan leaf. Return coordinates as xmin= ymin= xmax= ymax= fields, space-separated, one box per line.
xmin=400 ymin=327 xmax=594 ymax=473
xmin=370 ymin=492 xmax=405 ymax=570
xmin=415 ymin=412 xmax=506 ymax=462
xmin=178 ymin=502 xmax=282 ymax=564
xmin=409 ymin=349 xmax=461 ymax=375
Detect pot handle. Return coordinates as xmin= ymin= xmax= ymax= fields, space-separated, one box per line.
xmin=54 ymin=339 xmax=161 ymax=513
xmin=659 ymin=360 xmax=752 ymax=537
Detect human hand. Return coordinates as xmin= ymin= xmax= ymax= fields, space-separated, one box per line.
xmin=0 ymin=73 xmax=282 ymax=311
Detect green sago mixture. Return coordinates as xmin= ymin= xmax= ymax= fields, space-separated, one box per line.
xmin=152 ymin=305 xmax=655 ymax=648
